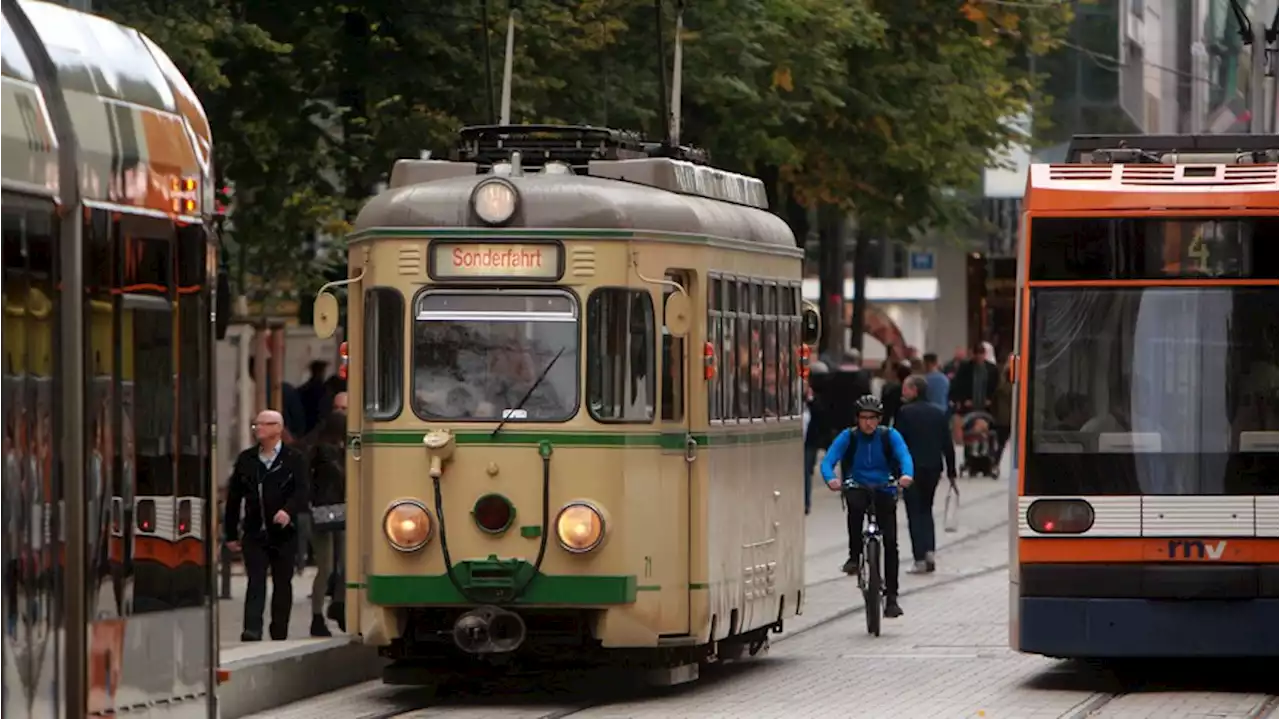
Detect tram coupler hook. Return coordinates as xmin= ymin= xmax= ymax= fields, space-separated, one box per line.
xmin=452 ymin=605 xmax=527 ymax=654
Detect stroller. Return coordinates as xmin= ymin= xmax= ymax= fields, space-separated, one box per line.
xmin=961 ymin=411 xmax=999 ymax=478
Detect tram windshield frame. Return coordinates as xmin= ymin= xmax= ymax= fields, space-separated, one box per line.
xmin=410 ymin=289 xmax=580 ymax=423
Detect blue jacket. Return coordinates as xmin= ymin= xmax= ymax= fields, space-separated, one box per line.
xmin=820 ymin=426 xmax=915 ymax=493
xmin=925 ymin=370 xmax=950 ymax=412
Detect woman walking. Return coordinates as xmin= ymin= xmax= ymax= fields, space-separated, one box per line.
xmin=307 ymin=410 xmax=348 ymax=636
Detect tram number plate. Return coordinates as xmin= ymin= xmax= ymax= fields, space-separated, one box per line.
xmin=431 ymin=242 xmax=562 ymax=280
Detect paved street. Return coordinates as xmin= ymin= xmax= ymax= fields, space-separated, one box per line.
xmin=240 ymin=458 xmax=1278 ymax=719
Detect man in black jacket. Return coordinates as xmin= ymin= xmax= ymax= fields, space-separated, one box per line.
xmin=894 ymin=376 xmax=957 ymax=574
xmin=224 ymin=410 xmax=310 ymax=641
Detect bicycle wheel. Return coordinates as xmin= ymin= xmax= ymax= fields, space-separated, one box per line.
xmin=863 ymin=536 xmax=882 ymax=637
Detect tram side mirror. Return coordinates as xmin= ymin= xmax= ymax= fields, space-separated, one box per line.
xmin=313 ymin=291 xmax=340 ymax=339
xmin=663 ymin=291 xmax=691 ymax=338
xmin=801 ymin=303 xmax=821 ymax=347
xmin=215 ymin=271 xmax=231 ymax=340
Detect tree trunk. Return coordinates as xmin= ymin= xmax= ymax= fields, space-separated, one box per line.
xmin=818 ymin=205 xmax=845 ymax=362
xmin=850 ymin=224 xmax=870 ymax=355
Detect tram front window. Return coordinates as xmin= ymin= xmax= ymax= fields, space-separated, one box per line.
xmin=1024 ymin=286 xmax=1278 ymax=496
xmin=412 ymin=291 xmax=579 ymax=421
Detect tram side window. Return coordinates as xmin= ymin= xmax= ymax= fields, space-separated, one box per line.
xmin=708 ymin=278 xmax=722 ymax=421
xmin=2 ymin=194 xmax=59 ymax=626
xmin=789 ymin=285 xmax=802 ymax=416
xmin=749 ymin=283 xmax=763 ymax=418
xmin=736 ymin=281 xmax=751 ymax=419
xmin=660 ymin=271 xmax=687 ymax=422
xmin=364 ymin=288 xmax=404 ymax=419
xmin=587 ymin=289 xmax=655 ymax=422
xmin=724 ymin=280 xmax=739 ymax=420
xmin=762 ymin=284 xmax=777 ymax=417
xmin=775 ymin=284 xmax=790 ymax=418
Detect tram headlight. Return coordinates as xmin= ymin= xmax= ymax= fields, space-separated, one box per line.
xmin=555 ymin=502 xmax=606 ymax=554
xmin=471 ymin=179 xmax=519 ymax=225
xmin=383 ymin=500 xmax=433 ymax=552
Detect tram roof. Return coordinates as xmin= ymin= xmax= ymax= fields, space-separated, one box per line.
xmin=353 ymin=172 xmax=798 ymax=249
xmin=1 ymin=0 xmax=212 ymax=216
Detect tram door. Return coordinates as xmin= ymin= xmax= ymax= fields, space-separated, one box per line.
xmin=657 ymin=271 xmax=694 ymax=636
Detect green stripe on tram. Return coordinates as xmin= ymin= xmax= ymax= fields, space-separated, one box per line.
xmin=360 ymin=427 xmax=802 ymax=448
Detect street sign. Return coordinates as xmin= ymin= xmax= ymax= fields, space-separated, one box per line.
xmin=910 ymin=251 xmax=935 ymax=272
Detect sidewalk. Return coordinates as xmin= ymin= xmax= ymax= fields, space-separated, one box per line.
xmin=216 ymin=562 xmax=382 ymax=719
xmin=217 ymin=564 xmax=346 ymax=648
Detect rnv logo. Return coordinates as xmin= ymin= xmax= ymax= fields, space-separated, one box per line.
xmin=1167 ymin=539 xmax=1228 ymax=560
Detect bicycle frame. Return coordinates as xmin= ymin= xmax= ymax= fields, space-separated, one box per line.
xmin=847 ymin=481 xmax=898 ymax=592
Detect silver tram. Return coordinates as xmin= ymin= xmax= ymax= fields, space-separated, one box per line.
xmin=2 ymin=1 xmax=222 ymax=716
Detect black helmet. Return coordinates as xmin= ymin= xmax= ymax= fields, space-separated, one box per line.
xmin=854 ymin=395 xmax=883 ymax=415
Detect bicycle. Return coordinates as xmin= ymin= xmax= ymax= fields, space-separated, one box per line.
xmin=846 ymin=479 xmax=898 ymax=637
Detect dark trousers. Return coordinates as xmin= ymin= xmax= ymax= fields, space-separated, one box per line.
xmin=993 ymin=426 xmax=1011 ymax=466
xmin=903 ymin=469 xmax=941 ymax=562
xmin=843 ymin=487 xmax=900 ymax=596
xmin=242 ymin=533 xmax=299 ymax=639
xmin=803 ymin=446 xmax=820 ymax=513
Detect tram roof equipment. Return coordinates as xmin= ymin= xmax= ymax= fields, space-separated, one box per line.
xmin=1066 ymin=133 xmax=1279 ymax=166
xmin=389 ymin=123 xmax=769 ymax=211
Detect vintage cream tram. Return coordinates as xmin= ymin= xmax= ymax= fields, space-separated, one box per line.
xmin=314 ymin=125 xmax=819 ymax=683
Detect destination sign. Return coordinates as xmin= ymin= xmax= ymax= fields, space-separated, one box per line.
xmin=431 ymin=242 xmax=562 ymax=280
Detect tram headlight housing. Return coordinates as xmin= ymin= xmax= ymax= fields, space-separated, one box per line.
xmin=555 ymin=501 xmax=606 ymax=554
xmin=471 ymin=179 xmax=519 ymax=226
xmin=383 ymin=499 xmax=434 ymax=552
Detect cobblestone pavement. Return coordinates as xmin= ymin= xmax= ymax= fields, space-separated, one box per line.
xmin=244 ymin=453 xmax=1278 ymax=719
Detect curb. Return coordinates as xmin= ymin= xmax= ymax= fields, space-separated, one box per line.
xmin=218 ymin=639 xmax=387 ymax=719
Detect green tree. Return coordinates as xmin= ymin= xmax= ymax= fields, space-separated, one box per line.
xmin=783 ymin=0 xmax=1072 ymax=234
xmin=770 ymin=0 xmax=1072 ymax=353
xmin=102 ymin=0 xmax=354 ymax=310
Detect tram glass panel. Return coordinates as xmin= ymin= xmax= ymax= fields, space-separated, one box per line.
xmin=1024 ymin=217 xmax=1279 ymax=497
xmin=412 ymin=291 xmax=579 ymax=421
xmin=3 ymin=194 xmax=61 ymax=699
xmin=85 ymin=209 xmax=117 ymax=612
xmin=121 ymin=217 xmax=179 ymax=613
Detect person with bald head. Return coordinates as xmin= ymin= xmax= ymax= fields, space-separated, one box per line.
xmin=224 ymin=409 xmax=310 ymax=641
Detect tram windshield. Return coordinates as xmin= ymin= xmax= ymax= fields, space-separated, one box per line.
xmin=1023 ymin=286 xmax=1278 ymax=496
xmin=412 ymin=291 xmax=579 ymax=421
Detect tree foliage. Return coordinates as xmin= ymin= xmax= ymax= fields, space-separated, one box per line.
xmin=781 ymin=0 xmax=1073 ymax=235
xmin=104 ymin=0 xmax=1072 ymax=298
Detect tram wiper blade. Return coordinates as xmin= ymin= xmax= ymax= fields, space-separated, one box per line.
xmin=490 ymin=346 xmax=566 ymax=439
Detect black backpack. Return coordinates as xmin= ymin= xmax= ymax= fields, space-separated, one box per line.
xmin=841 ymin=426 xmax=901 ymax=481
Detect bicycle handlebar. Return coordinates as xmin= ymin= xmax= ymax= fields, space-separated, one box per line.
xmin=842 ymin=479 xmax=900 ymax=490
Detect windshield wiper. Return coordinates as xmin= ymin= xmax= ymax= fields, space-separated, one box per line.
xmin=490 ymin=346 xmax=566 ymax=439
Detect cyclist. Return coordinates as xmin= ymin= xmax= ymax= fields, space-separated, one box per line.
xmin=820 ymin=394 xmax=915 ymax=618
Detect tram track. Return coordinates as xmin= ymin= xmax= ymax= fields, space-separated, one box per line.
xmin=301 ymin=497 xmax=1015 ymax=719
xmin=1059 ymin=692 xmax=1117 ymax=719
xmin=1254 ymin=695 xmax=1280 ymax=719
xmin=1058 ymin=691 xmax=1279 ymax=719
xmin=1055 ymin=670 xmax=1279 ymax=719
xmin=347 ymin=556 xmax=1013 ymax=719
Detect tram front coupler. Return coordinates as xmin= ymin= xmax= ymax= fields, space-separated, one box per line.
xmin=452 ymin=605 xmax=527 ymax=654
xmin=422 ymin=429 xmax=456 ymax=479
